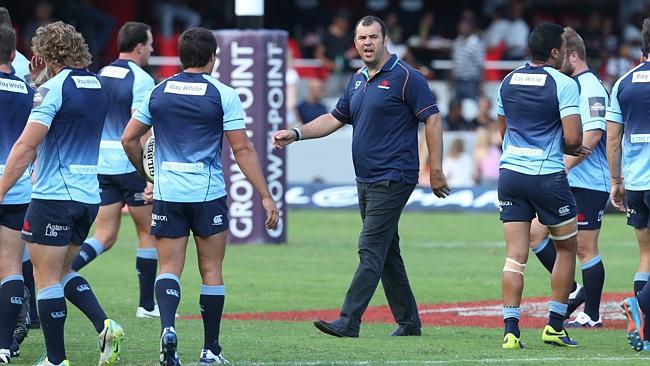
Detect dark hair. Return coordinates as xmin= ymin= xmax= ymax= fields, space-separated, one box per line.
xmin=642 ymin=18 xmax=650 ymax=57
xmin=0 ymin=7 xmax=11 ymax=27
xmin=178 ymin=27 xmax=217 ymax=69
xmin=354 ymin=15 xmax=386 ymax=39
xmin=528 ymin=23 xmax=564 ymax=62
xmin=117 ymin=22 xmax=151 ymax=53
xmin=0 ymin=25 xmax=16 ymax=64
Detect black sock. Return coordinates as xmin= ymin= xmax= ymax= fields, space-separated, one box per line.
xmin=548 ymin=301 xmax=568 ymax=330
xmin=533 ymin=238 xmax=577 ymax=292
xmin=502 ymin=306 xmax=520 ymax=337
xmin=62 ymin=272 xmax=107 ymax=333
xmin=581 ymin=255 xmax=604 ymax=320
xmin=200 ymin=285 xmax=225 ymax=355
xmin=22 ymin=259 xmax=38 ymax=323
xmin=633 ymin=273 xmax=650 ymax=337
xmin=71 ymin=238 xmax=103 ymax=271
xmin=155 ymin=274 xmax=181 ymax=329
xmin=38 ymin=285 xmax=67 ymax=364
xmin=0 ymin=276 xmax=24 ymax=348
xmin=136 ymin=248 xmax=158 ymax=311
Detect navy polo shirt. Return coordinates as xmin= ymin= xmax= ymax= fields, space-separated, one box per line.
xmin=331 ymin=54 xmax=438 ymax=184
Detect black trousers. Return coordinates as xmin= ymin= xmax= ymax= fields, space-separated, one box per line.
xmin=339 ymin=180 xmax=421 ymax=331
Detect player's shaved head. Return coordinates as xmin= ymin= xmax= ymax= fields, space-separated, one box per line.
xmin=642 ymin=17 xmax=650 ymax=57
xmin=0 ymin=25 xmax=15 ymax=64
xmin=178 ymin=27 xmax=217 ymax=69
xmin=528 ymin=23 xmax=564 ymax=62
xmin=563 ymin=27 xmax=586 ymax=61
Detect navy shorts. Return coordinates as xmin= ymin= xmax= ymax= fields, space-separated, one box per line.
xmin=498 ymin=169 xmax=577 ymax=225
xmin=21 ymin=199 xmax=99 ymax=246
xmin=150 ymin=197 xmax=228 ymax=238
xmin=573 ymin=187 xmax=609 ymax=230
xmin=98 ymin=172 xmax=147 ymax=207
xmin=0 ymin=204 xmax=29 ymax=231
xmin=625 ymin=190 xmax=650 ymax=229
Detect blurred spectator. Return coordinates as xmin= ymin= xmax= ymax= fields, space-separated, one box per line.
xmin=484 ymin=5 xmax=509 ymax=50
xmin=451 ymin=19 xmax=484 ymax=101
xmin=443 ymin=138 xmax=475 ymax=188
xmin=503 ymin=1 xmax=528 ymax=60
xmin=286 ymin=51 xmax=301 ymax=128
xmin=294 ymin=0 xmax=325 ymax=38
xmin=471 ymin=96 xmax=496 ymax=128
xmin=600 ymin=17 xmax=619 ymax=57
xmin=581 ymin=12 xmax=603 ymax=61
xmin=22 ymin=1 xmax=54 ymax=52
xmin=416 ymin=11 xmax=435 ymax=45
xmin=385 ymin=12 xmax=403 ymax=44
xmin=444 ymin=99 xmax=476 ymax=131
xmin=71 ymin=0 xmax=115 ymax=68
xmin=314 ymin=9 xmax=355 ymax=95
xmin=297 ymin=79 xmax=328 ymax=125
xmin=398 ymin=0 xmax=425 ymax=40
xmin=473 ymin=127 xmax=501 ymax=185
xmin=365 ymin=0 xmax=390 ymax=19
xmin=606 ymin=44 xmax=635 ymax=85
xmin=154 ymin=0 xmax=201 ymax=39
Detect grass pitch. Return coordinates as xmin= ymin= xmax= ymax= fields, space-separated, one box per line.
xmin=13 ymin=210 xmax=650 ymax=365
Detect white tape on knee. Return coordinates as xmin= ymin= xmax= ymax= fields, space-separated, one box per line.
xmin=548 ymin=218 xmax=578 ymax=240
xmin=503 ymin=257 xmax=526 ymax=276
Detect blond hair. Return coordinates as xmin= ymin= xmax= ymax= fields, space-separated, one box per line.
xmin=31 ymin=21 xmax=91 ymax=68
xmin=563 ymin=26 xmax=586 ymax=61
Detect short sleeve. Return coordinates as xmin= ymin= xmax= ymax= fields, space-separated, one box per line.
xmin=403 ymin=68 xmax=438 ymax=122
xmin=556 ymin=77 xmax=580 ymax=119
xmin=221 ymin=88 xmax=246 ymax=131
xmin=579 ymin=80 xmax=607 ymax=132
xmin=133 ymin=88 xmax=154 ymax=126
xmin=28 ymin=83 xmax=63 ymax=128
xmin=605 ymin=78 xmax=623 ymax=124
xmin=497 ymin=80 xmax=505 ymax=116
xmin=131 ymin=68 xmax=155 ymax=110
xmin=331 ymin=75 xmax=354 ymax=124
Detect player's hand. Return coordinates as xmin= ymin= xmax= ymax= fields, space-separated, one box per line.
xmin=143 ymin=182 xmax=154 ymax=204
xmin=610 ymin=183 xmax=626 ymax=212
xmin=29 ymin=56 xmax=47 ymax=85
xmin=430 ymin=168 xmax=450 ymax=198
xmin=271 ymin=130 xmax=297 ymax=149
xmin=262 ymin=196 xmax=279 ymax=229
xmin=573 ymin=145 xmax=592 ymax=157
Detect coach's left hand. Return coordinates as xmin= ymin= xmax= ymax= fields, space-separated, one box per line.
xmin=430 ymin=169 xmax=450 ymax=198
xmin=263 ymin=196 xmax=279 ymax=229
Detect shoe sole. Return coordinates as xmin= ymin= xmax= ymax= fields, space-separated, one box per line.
xmin=621 ymin=301 xmax=645 ymax=352
xmin=99 ymin=322 xmax=125 ymax=366
xmin=160 ymin=332 xmax=181 ymax=366
xmin=313 ymin=321 xmax=345 ymax=337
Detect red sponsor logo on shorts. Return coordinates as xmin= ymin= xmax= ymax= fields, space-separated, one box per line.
xmin=577 ymin=213 xmax=586 ymax=223
xmin=22 ymin=220 xmax=30 ymax=232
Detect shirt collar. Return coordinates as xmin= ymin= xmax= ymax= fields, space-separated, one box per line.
xmin=361 ymin=54 xmax=399 ymax=80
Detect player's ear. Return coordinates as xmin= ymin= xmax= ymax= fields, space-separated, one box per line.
xmin=9 ymin=49 xmax=15 ymax=63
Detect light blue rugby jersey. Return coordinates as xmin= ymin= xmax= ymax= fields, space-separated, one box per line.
xmin=0 ymin=70 xmax=34 ymax=204
xmin=97 ymin=59 xmax=155 ymax=174
xmin=28 ymin=68 xmax=108 ymax=204
xmin=133 ymin=72 xmax=246 ymax=203
xmin=568 ymin=70 xmax=609 ymax=192
xmin=11 ymin=51 xmax=30 ymax=83
xmin=497 ymin=64 xmax=580 ymax=175
xmin=606 ymin=62 xmax=650 ymax=191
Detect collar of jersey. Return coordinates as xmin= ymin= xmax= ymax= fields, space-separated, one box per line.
xmin=361 ymin=54 xmax=399 ymax=80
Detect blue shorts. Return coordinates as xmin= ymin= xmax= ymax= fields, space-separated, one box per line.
xmin=498 ymin=169 xmax=577 ymax=225
xmin=150 ymin=197 xmax=228 ymax=238
xmin=0 ymin=204 xmax=29 ymax=231
xmin=625 ymin=190 xmax=650 ymax=229
xmin=99 ymin=172 xmax=147 ymax=207
xmin=21 ymin=199 xmax=99 ymax=246
xmin=573 ymin=187 xmax=609 ymax=230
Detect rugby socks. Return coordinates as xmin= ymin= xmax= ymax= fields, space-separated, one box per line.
xmin=532 ymin=238 xmax=578 ymax=292
xmin=136 ymin=248 xmax=158 ymax=311
xmin=155 ymin=273 xmax=181 ymax=329
xmin=38 ymin=284 xmax=67 ymax=364
xmin=0 ymin=275 xmax=24 ymax=348
xmin=71 ymin=237 xmax=104 ymax=271
xmin=548 ymin=301 xmax=568 ymax=330
xmin=62 ymin=272 xmax=107 ymax=333
xmin=502 ymin=306 xmax=520 ymax=337
xmin=22 ymin=255 xmax=39 ymax=324
xmin=581 ymin=255 xmax=604 ymax=320
xmin=634 ymin=272 xmax=650 ymax=337
xmin=200 ymin=285 xmax=225 ymax=355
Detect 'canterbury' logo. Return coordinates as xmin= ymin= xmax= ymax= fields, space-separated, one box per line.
xmin=77 ymin=284 xmax=91 ymax=292
xmin=166 ymin=289 xmax=180 ymax=298
xmin=51 ymin=311 xmax=66 ymax=319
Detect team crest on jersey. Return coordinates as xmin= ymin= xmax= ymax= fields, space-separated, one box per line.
xmin=588 ymin=97 xmax=606 ymax=117
xmin=378 ymin=79 xmax=390 ymax=89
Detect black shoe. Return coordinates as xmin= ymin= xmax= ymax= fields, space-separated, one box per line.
xmin=566 ymin=285 xmax=585 ymax=318
xmin=9 ymin=338 xmax=19 ymax=357
xmin=389 ymin=325 xmax=422 ymax=336
xmin=313 ymin=319 xmax=359 ymax=338
xmin=13 ymin=325 xmax=28 ymax=345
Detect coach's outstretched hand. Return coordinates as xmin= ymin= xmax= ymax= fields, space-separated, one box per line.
xmin=430 ymin=169 xmax=450 ymax=198
xmin=263 ymin=197 xmax=279 ymax=229
xmin=272 ymin=130 xmax=297 ymax=149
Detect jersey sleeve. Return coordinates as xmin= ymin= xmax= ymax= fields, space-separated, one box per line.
xmin=605 ymin=78 xmax=623 ymax=124
xmin=221 ymin=87 xmax=246 ymax=131
xmin=497 ymin=80 xmax=505 ymax=116
xmin=28 ymin=81 xmax=63 ymax=128
xmin=404 ymin=69 xmax=439 ymax=122
xmin=131 ymin=69 xmax=155 ymax=110
xmin=579 ymin=80 xmax=607 ymax=131
xmin=132 ymin=88 xmax=154 ymax=126
xmin=556 ymin=76 xmax=580 ymax=119
xmin=331 ymin=75 xmax=354 ymax=124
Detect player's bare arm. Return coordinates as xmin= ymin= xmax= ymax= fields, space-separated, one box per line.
xmin=272 ymin=113 xmax=344 ymax=149
xmin=423 ymin=113 xmax=449 ymax=198
xmin=121 ymin=117 xmax=151 ymax=180
xmin=0 ymin=122 xmax=48 ymax=203
xmin=564 ymin=129 xmax=601 ymax=170
xmin=561 ymin=114 xmax=590 ymax=156
xmin=606 ymin=121 xmax=625 ymax=211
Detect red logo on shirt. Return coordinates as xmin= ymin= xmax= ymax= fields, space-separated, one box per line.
xmin=378 ymin=79 xmax=390 ymax=90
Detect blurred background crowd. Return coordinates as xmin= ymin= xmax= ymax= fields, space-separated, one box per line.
xmin=1 ymin=0 xmax=645 ymax=188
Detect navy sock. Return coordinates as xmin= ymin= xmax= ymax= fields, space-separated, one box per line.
xmin=200 ymin=285 xmax=225 ymax=354
xmin=22 ymin=258 xmax=38 ymax=322
xmin=38 ymin=284 xmax=67 ymax=364
xmin=71 ymin=238 xmax=104 ymax=271
xmin=581 ymin=255 xmax=604 ymax=320
xmin=136 ymin=248 xmax=158 ymax=311
xmin=155 ymin=274 xmax=181 ymax=329
xmin=548 ymin=301 xmax=567 ymax=330
xmin=503 ymin=306 xmax=520 ymax=337
xmin=634 ymin=273 xmax=650 ymax=340
xmin=0 ymin=275 xmax=24 ymax=348
xmin=62 ymin=272 xmax=107 ymax=333
xmin=533 ymin=238 xmax=578 ymax=292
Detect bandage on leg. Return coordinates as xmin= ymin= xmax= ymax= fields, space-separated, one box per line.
xmin=503 ymin=257 xmax=526 ymax=276
xmin=548 ymin=218 xmax=578 ymax=241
